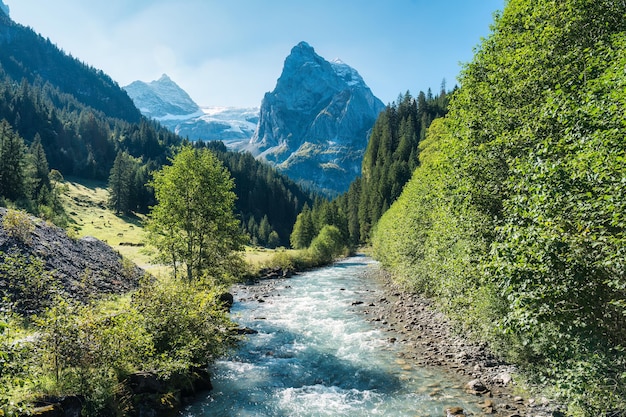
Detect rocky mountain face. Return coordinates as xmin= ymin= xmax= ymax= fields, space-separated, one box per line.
xmin=124 ymin=75 xmax=258 ymax=146
xmin=124 ymin=74 xmax=201 ymax=119
xmin=125 ymin=43 xmax=385 ymax=194
xmin=0 ymin=208 xmax=143 ymax=305
xmin=247 ymin=41 xmax=385 ymax=194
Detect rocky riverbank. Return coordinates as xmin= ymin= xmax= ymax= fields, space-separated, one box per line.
xmin=358 ymin=266 xmax=565 ymax=417
xmin=235 ymin=258 xmax=564 ymax=417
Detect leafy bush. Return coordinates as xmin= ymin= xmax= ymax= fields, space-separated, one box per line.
xmin=2 ymin=209 xmax=35 ymax=244
xmin=133 ymin=277 xmax=237 ymax=375
xmin=0 ymin=252 xmax=58 ymax=315
xmin=308 ymin=225 xmax=348 ymax=265
xmin=33 ymin=276 xmax=238 ymax=415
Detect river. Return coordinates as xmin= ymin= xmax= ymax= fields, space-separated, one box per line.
xmin=183 ymin=256 xmax=482 ymax=416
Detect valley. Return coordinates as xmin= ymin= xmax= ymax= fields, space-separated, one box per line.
xmin=0 ymin=1 xmax=625 ymax=416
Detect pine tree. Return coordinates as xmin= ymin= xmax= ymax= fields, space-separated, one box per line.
xmin=0 ymin=119 xmax=26 ymax=200
xmin=108 ymin=151 xmax=132 ymax=215
xmin=290 ymin=204 xmax=315 ymax=249
xmin=258 ymin=215 xmax=272 ymax=246
xmin=28 ymin=134 xmax=50 ymax=201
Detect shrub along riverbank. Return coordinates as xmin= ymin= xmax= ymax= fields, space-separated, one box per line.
xmin=372 ymin=1 xmax=626 ymax=415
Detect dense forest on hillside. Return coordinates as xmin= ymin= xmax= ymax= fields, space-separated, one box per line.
xmin=0 ymin=12 xmax=141 ymax=122
xmin=0 ymin=69 xmax=310 ymax=246
xmin=290 ymin=89 xmax=449 ymax=250
xmin=373 ymin=0 xmax=626 ymax=414
xmin=0 ymin=9 xmax=312 ymax=247
xmin=198 ymin=141 xmax=313 ymax=247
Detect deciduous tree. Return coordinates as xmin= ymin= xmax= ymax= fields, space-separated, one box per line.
xmin=146 ymin=146 xmax=246 ymax=282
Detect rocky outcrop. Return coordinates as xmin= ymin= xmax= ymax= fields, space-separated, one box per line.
xmin=0 ymin=208 xmax=144 ymax=303
xmin=247 ymin=41 xmax=385 ymax=194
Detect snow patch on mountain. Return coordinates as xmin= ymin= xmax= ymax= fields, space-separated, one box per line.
xmin=124 ymin=75 xmax=258 ymax=146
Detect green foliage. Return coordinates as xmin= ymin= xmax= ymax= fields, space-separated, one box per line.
xmin=107 ymin=151 xmax=150 ymax=215
xmin=146 ymin=146 xmax=246 ymax=282
xmin=373 ymin=0 xmax=626 ymax=414
xmin=0 ymin=313 xmax=34 ymax=416
xmin=200 ymin=140 xmax=313 ymax=248
xmin=134 ymin=278 xmax=237 ymax=373
xmin=308 ymin=225 xmax=348 ymax=265
xmin=2 ymin=209 xmax=35 ymax=244
xmin=31 ymin=276 xmax=237 ymax=415
xmin=339 ymin=89 xmax=450 ymax=245
xmin=290 ymin=204 xmax=315 ymax=249
xmin=0 ymin=251 xmax=58 ymax=315
xmin=0 ymin=120 xmax=26 ymax=201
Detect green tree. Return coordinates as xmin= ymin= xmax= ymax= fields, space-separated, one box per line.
xmin=0 ymin=120 xmax=26 ymax=200
xmin=308 ymin=225 xmax=346 ymax=264
xmin=146 ymin=146 xmax=246 ymax=282
xmin=107 ymin=151 xmax=133 ymax=215
xmin=267 ymin=230 xmax=280 ymax=249
xmin=290 ymin=204 xmax=315 ymax=249
xmin=258 ymin=215 xmax=272 ymax=246
xmin=28 ymin=134 xmax=50 ymax=202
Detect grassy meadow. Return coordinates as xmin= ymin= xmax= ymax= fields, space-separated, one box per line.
xmin=60 ymin=177 xmax=165 ymax=274
xmin=59 ymin=177 xmax=303 ymax=276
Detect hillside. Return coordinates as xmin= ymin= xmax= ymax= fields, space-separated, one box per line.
xmin=372 ymin=1 xmax=626 ymax=414
xmin=0 ymin=11 xmax=140 ymax=123
xmin=0 ymin=207 xmax=144 ymax=307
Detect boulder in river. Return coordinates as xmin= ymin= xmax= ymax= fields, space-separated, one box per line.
xmin=445 ymin=406 xmax=465 ymax=416
xmin=465 ymin=378 xmax=489 ymax=395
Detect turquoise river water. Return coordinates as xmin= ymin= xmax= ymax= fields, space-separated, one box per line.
xmin=183 ymin=256 xmax=482 ymax=416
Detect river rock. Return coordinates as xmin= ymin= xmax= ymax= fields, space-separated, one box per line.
xmin=235 ymin=326 xmax=259 ymax=335
xmin=219 ymin=292 xmax=234 ymax=311
xmin=30 ymin=396 xmax=84 ymax=417
xmin=128 ymin=371 xmax=167 ymax=394
xmin=465 ymin=378 xmax=489 ymax=395
xmin=445 ymin=406 xmax=465 ymax=416
xmin=494 ymin=371 xmax=512 ymax=386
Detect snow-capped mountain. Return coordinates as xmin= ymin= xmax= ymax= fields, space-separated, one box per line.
xmin=172 ymin=106 xmax=258 ymax=147
xmin=247 ymin=41 xmax=385 ymax=194
xmin=125 ymin=43 xmax=384 ymax=194
xmin=124 ymin=75 xmax=258 ymax=145
xmin=124 ymin=74 xmax=202 ymax=119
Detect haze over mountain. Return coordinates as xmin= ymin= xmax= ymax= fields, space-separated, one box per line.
xmin=124 ymin=74 xmax=258 ymax=147
xmin=248 ymin=41 xmax=385 ymax=194
xmin=126 ymin=43 xmax=385 ymax=194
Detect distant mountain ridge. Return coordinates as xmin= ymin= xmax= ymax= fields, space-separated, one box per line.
xmin=0 ymin=10 xmax=140 ymax=123
xmin=125 ymin=42 xmax=385 ymax=195
xmin=124 ymin=74 xmax=202 ymax=119
xmin=123 ymin=75 xmax=258 ymax=146
xmin=248 ymin=41 xmax=385 ymax=194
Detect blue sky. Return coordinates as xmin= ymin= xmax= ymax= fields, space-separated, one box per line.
xmin=7 ymin=1 xmax=504 ymax=107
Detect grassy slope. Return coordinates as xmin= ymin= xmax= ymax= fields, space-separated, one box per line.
xmin=60 ymin=177 xmax=165 ymax=275
xmin=60 ymin=177 xmax=295 ymax=276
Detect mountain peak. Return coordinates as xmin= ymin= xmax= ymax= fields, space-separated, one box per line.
xmin=294 ymin=41 xmax=313 ymax=50
xmin=124 ymin=75 xmax=201 ymax=119
xmin=250 ymin=42 xmax=385 ymax=194
xmin=156 ymin=73 xmax=173 ymax=83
